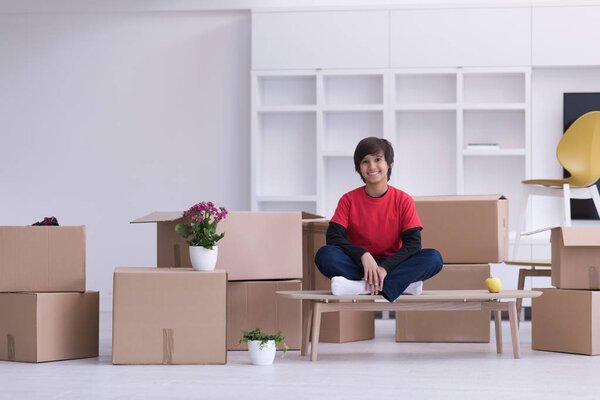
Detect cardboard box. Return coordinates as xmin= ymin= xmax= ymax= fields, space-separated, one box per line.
xmin=131 ymin=211 xmax=320 ymax=281
xmin=413 ymin=195 xmax=508 ymax=263
xmin=0 ymin=291 xmax=98 ymax=362
xmin=305 ymin=220 xmax=375 ymax=343
xmin=228 ymin=280 xmax=302 ymax=350
xmin=550 ymin=227 xmax=600 ymax=289
xmin=396 ymin=264 xmax=491 ymax=343
xmin=532 ymin=288 xmax=600 ymax=355
xmin=0 ymin=226 xmax=86 ymax=292
xmin=112 ymin=267 xmax=227 ymax=364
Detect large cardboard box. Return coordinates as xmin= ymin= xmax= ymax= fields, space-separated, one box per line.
xmin=550 ymin=227 xmax=600 ymax=289
xmin=413 ymin=195 xmax=508 ymax=263
xmin=0 ymin=226 xmax=86 ymax=292
xmin=131 ymin=211 xmax=320 ymax=281
xmin=532 ymin=288 xmax=600 ymax=355
xmin=227 ymin=280 xmax=302 ymax=350
xmin=304 ymin=220 xmax=375 ymax=343
xmin=0 ymin=291 xmax=98 ymax=362
xmin=112 ymin=267 xmax=227 ymax=364
xmin=396 ymin=264 xmax=490 ymax=342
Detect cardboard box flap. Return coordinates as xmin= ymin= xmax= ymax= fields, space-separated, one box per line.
xmin=559 ymin=227 xmax=600 ymax=246
xmin=130 ymin=212 xmax=184 ymax=224
xmin=301 ymin=211 xmax=324 ymax=220
xmin=413 ymin=194 xmax=506 ymax=202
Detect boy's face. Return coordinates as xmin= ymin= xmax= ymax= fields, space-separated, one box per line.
xmin=359 ymin=152 xmax=392 ymax=185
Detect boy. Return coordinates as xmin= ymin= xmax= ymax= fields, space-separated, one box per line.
xmin=315 ymin=137 xmax=443 ymax=302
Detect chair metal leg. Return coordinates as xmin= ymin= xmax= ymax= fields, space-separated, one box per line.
xmin=563 ymin=183 xmax=572 ymax=226
xmin=590 ymin=184 xmax=600 ymax=219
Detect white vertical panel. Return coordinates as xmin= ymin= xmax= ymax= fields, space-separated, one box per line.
xmin=391 ymin=7 xmax=531 ymax=67
xmin=252 ymin=10 xmax=389 ymax=70
xmin=533 ymin=6 xmax=600 ymax=66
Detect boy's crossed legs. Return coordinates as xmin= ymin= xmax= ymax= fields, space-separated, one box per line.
xmin=315 ymin=245 xmax=443 ymax=302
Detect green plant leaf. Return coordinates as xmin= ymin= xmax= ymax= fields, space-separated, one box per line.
xmin=174 ymin=224 xmax=191 ymax=239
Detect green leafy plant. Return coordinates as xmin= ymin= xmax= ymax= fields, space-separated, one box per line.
xmin=240 ymin=328 xmax=288 ymax=357
xmin=174 ymin=201 xmax=228 ymax=249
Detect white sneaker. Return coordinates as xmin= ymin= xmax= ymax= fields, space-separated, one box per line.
xmin=403 ymin=281 xmax=423 ymax=295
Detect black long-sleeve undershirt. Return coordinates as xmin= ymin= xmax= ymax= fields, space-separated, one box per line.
xmin=325 ymin=222 xmax=422 ymax=273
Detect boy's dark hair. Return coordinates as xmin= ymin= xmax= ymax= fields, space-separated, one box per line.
xmin=353 ymin=137 xmax=394 ymax=183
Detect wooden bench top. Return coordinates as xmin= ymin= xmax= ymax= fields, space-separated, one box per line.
xmin=276 ymin=289 xmax=542 ymax=302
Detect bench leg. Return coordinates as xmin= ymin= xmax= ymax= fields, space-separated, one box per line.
xmin=310 ymin=302 xmax=323 ymax=361
xmin=508 ymin=301 xmax=521 ymax=359
xmin=516 ymin=269 xmax=527 ymax=324
xmin=494 ymin=310 xmax=503 ymax=354
xmin=301 ymin=300 xmax=313 ymax=357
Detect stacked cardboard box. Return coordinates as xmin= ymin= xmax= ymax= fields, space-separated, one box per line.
xmin=532 ymin=227 xmax=600 ymax=355
xmin=0 ymin=226 xmax=99 ymax=362
xmin=303 ymin=220 xmax=375 ymax=343
xmin=129 ymin=211 xmax=312 ymax=354
xmin=396 ymin=195 xmax=508 ymax=342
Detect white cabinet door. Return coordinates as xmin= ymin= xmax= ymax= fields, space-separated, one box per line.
xmin=390 ymin=8 xmax=531 ymax=67
xmin=533 ymin=6 xmax=600 ymax=66
xmin=252 ymin=10 xmax=389 ymax=70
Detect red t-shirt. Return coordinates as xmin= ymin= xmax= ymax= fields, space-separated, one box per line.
xmin=330 ymin=185 xmax=422 ymax=258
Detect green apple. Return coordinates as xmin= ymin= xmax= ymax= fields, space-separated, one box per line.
xmin=485 ymin=276 xmax=502 ymax=293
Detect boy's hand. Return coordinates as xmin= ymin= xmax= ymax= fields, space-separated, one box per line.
xmin=361 ymin=252 xmax=381 ymax=294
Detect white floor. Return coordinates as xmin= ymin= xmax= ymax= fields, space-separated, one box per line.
xmin=2 ymin=312 xmax=600 ymax=400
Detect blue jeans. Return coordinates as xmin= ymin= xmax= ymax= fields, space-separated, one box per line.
xmin=314 ymin=246 xmax=443 ymax=302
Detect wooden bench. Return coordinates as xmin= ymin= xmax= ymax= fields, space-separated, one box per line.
xmin=276 ymin=289 xmax=542 ymax=361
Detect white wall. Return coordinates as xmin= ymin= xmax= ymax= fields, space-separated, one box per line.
xmin=0 ymin=10 xmax=251 ymax=310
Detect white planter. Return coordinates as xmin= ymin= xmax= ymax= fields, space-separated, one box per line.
xmin=247 ymin=340 xmax=276 ymax=365
xmin=189 ymin=245 xmax=218 ymax=271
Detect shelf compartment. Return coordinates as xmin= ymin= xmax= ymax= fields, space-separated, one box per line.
xmin=322 ymin=104 xmax=385 ymax=112
xmin=257 ymin=105 xmax=317 ymax=113
xmin=395 ymin=110 xmax=456 ymax=196
xmin=463 ymin=148 xmax=526 ymax=156
xmin=463 ymin=110 xmax=526 ymax=149
xmin=322 ymin=150 xmax=354 ymax=157
xmin=395 ymin=73 xmax=456 ymax=104
xmin=463 ymin=155 xmax=526 ymax=232
xmin=324 ymin=75 xmax=384 ymax=105
xmin=463 ymin=73 xmax=526 ymax=104
xmin=395 ymin=103 xmax=457 ymax=111
xmin=258 ymin=75 xmax=316 ymax=106
xmin=258 ymin=112 xmax=316 ymax=196
xmin=324 ymin=157 xmax=364 ymax=219
xmin=323 ymin=111 xmax=384 ymax=156
xmin=462 ymin=103 xmax=527 ymax=111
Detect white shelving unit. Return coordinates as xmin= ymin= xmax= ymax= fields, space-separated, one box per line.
xmin=252 ymin=67 xmax=531 ymax=222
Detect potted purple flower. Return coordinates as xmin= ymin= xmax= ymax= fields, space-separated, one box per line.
xmin=174 ymin=201 xmax=228 ymax=271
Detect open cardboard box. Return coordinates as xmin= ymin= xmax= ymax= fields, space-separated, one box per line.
xmin=131 ymin=211 xmax=320 ymax=281
xmin=413 ymin=195 xmax=508 ymax=263
xmin=0 ymin=226 xmax=86 ymax=292
xmin=549 ymin=226 xmax=600 ymax=289
xmin=0 ymin=291 xmax=98 ymax=362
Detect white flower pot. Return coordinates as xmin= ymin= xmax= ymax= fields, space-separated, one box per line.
xmin=247 ymin=340 xmax=276 ymax=365
xmin=189 ymin=245 xmax=218 ymax=271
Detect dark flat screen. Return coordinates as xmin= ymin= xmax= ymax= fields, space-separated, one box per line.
xmin=563 ymin=92 xmax=600 ymax=219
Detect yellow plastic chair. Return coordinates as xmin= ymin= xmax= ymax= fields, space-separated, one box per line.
xmin=512 ymin=111 xmax=600 ymax=260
